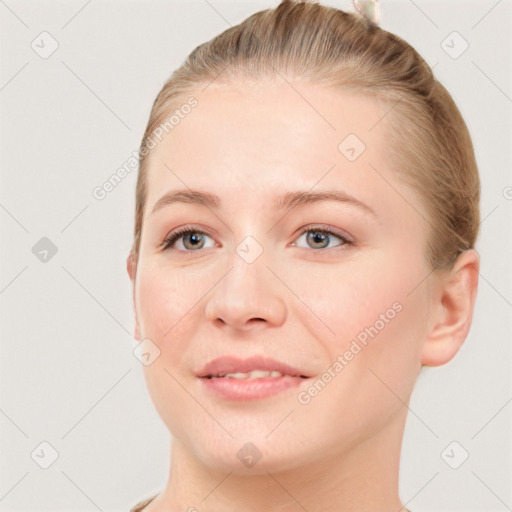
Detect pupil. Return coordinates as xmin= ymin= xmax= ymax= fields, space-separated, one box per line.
xmin=186 ymin=233 xmax=203 ymax=249
xmin=308 ymin=231 xmax=327 ymax=248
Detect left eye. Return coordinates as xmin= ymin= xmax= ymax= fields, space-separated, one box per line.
xmin=293 ymin=227 xmax=352 ymax=250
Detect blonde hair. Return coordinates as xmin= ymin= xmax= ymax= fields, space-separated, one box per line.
xmin=130 ymin=0 xmax=480 ymax=272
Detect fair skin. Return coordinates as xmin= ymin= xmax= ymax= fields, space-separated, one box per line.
xmin=127 ymin=80 xmax=479 ymax=512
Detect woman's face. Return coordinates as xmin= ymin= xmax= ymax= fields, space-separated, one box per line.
xmin=129 ymin=81 xmax=436 ymax=473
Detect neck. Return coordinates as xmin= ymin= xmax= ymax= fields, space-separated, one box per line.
xmin=151 ymin=411 xmax=409 ymax=512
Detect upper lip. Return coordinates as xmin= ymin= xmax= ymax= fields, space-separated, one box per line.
xmin=196 ymin=355 xmax=311 ymax=378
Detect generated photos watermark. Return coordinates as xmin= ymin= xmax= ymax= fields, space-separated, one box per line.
xmin=92 ymin=96 xmax=198 ymax=201
xmin=297 ymin=301 xmax=403 ymax=405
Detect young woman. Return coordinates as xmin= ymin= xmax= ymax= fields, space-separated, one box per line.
xmin=126 ymin=1 xmax=480 ymax=510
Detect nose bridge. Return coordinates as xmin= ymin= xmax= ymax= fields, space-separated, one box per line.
xmin=204 ymin=235 xmax=286 ymax=329
xmin=229 ymin=235 xmax=268 ymax=293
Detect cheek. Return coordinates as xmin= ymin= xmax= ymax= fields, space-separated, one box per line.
xmin=293 ymin=247 xmax=429 ymax=372
xmin=136 ymin=275 xmax=172 ymax=339
xmin=135 ymin=265 xmax=200 ymax=435
xmin=135 ymin=262 xmax=214 ymax=368
xmin=136 ymin=263 xmax=189 ymax=341
xmin=293 ymin=257 xmax=429 ymax=438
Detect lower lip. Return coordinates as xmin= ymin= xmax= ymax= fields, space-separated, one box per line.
xmin=199 ymin=376 xmax=307 ymax=401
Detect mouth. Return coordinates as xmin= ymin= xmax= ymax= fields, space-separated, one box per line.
xmin=203 ymin=370 xmax=309 ymax=379
xmin=196 ymin=355 xmax=312 ymax=380
xmin=196 ymin=356 xmax=312 ymax=401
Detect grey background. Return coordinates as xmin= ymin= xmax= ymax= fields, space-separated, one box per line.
xmin=0 ymin=0 xmax=511 ymax=510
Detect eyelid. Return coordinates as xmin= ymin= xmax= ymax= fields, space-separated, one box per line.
xmin=293 ymin=223 xmax=354 ymax=245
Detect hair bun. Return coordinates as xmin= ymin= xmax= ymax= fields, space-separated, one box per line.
xmin=353 ymin=0 xmax=379 ymax=26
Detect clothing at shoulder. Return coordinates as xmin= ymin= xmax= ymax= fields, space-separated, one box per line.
xmin=129 ymin=495 xmax=413 ymax=511
xmin=130 ymin=494 xmax=158 ymax=512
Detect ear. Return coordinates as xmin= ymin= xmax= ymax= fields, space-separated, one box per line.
xmin=421 ymin=249 xmax=480 ymax=366
xmin=126 ymin=251 xmax=141 ymax=341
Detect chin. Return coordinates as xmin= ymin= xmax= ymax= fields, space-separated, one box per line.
xmin=182 ymin=426 xmax=318 ymax=476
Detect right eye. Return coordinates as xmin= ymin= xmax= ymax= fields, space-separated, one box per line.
xmin=161 ymin=226 xmax=217 ymax=252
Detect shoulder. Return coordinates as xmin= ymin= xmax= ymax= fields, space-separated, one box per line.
xmin=129 ymin=493 xmax=158 ymax=512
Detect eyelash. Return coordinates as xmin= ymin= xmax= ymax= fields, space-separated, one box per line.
xmin=160 ymin=224 xmax=354 ymax=253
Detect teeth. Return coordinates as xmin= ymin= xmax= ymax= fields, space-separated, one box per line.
xmin=213 ymin=370 xmax=284 ymax=379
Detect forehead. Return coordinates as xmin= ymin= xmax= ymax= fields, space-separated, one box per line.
xmin=143 ymin=80 xmax=412 ymax=218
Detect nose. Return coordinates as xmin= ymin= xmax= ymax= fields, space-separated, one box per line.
xmin=204 ymin=250 xmax=287 ymax=332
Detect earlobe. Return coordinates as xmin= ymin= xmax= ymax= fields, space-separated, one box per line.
xmin=126 ymin=251 xmax=141 ymax=341
xmin=421 ymin=249 xmax=480 ymax=367
xmin=133 ymin=322 xmax=141 ymax=342
xmin=126 ymin=251 xmax=135 ymax=281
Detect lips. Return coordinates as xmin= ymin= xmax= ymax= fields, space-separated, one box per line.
xmin=196 ymin=355 xmax=311 ymax=379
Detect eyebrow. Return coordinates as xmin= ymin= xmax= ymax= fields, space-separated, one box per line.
xmin=150 ymin=188 xmax=377 ymax=216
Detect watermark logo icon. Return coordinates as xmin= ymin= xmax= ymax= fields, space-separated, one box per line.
xmin=32 ymin=237 xmax=58 ymax=263
xmin=237 ymin=442 xmax=263 ymax=468
xmin=441 ymin=31 xmax=469 ymax=59
xmin=440 ymin=440 xmax=469 ymax=469
xmin=133 ymin=338 xmax=161 ymax=366
xmin=31 ymin=31 xmax=59 ymax=59
xmin=236 ymin=236 xmax=263 ymax=264
xmin=31 ymin=441 xmax=59 ymax=469
xmin=338 ymin=133 xmax=366 ymax=161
